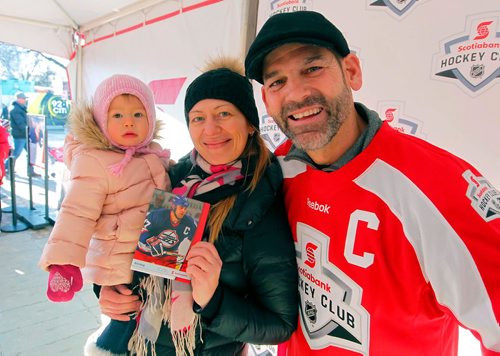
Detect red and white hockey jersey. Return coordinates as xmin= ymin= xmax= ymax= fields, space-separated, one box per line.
xmin=276 ymin=122 xmax=500 ymax=355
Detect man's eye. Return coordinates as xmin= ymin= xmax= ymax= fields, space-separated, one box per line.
xmin=268 ymin=78 xmax=285 ymax=89
xmin=306 ymin=66 xmax=322 ymax=74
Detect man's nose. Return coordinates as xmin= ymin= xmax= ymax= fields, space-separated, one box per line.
xmin=285 ymin=76 xmax=313 ymax=102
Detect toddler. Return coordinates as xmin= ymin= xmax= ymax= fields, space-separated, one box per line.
xmin=39 ymin=74 xmax=171 ymax=302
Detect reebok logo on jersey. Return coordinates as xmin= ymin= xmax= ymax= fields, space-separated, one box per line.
xmin=307 ymin=198 xmax=331 ymax=214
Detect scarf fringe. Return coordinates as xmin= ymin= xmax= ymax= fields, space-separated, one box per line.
xmin=128 ymin=333 xmax=155 ymax=356
xmin=171 ymin=314 xmax=200 ymax=356
xmin=129 ymin=276 xmax=200 ymax=356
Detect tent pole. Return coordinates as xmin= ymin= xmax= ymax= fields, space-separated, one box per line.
xmin=241 ymin=0 xmax=259 ymax=58
xmin=76 ymin=39 xmax=83 ymax=100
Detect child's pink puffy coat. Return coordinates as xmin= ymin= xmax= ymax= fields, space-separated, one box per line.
xmin=39 ymin=104 xmax=171 ymax=285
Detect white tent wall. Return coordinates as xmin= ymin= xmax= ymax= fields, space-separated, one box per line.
xmin=68 ymin=0 xmax=250 ymax=159
xmin=255 ymin=0 xmax=500 ymax=189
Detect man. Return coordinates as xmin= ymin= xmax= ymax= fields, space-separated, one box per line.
xmin=136 ymin=195 xmax=197 ymax=268
xmin=6 ymin=92 xmax=40 ymax=177
xmin=1 ymin=102 xmax=8 ymax=121
xmin=245 ymin=11 xmax=500 ymax=356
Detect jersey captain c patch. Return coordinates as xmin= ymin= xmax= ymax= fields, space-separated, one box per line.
xmin=296 ymin=222 xmax=370 ymax=355
xmin=463 ymin=170 xmax=500 ymax=221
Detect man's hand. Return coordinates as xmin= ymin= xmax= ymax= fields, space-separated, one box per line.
xmin=186 ymin=242 xmax=222 ymax=308
xmin=99 ymin=284 xmax=141 ymax=321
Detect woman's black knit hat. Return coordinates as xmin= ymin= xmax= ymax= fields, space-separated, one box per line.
xmin=184 ymin=66 xmax=260 ymax=131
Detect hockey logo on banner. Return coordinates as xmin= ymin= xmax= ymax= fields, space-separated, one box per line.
xmin=260 ymin=113 xmax=287 ymax=151
xmin=432 ymin=13 xmax=500 ymax=95
xmin=377 ymin=101 xmax=426 ymax=139
xmin=367 ymin=0 xmax=429 ymax=18
xmin=296 ymin=222 xmax=370 ymax=355
xmin=268 ymin=0 xmax=313 ymax=17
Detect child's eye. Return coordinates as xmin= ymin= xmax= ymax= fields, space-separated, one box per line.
xmin=134 ymin=112 xmax=145 ymax=118
xmin=112 ymin=113 xmax=123 ymax=119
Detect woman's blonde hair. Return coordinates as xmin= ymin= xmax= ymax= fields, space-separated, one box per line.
xmin=207 ymin=129 xmax=270 ymax=243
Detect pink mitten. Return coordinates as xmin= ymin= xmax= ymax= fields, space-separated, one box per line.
xmin=47 ymin=265 xmax=83 ymax=302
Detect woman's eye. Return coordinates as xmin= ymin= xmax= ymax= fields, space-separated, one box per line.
xmin=190 ymin=116 xmax=203 ymax=124
xmin=218 ymin=111 xmax=231 ymax=118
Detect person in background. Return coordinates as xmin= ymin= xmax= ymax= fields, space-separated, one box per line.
xmin=39 ymin=74 xmax=171 ymax=302
xmin=91 ymin=58 xmax=298 ymax=356
xmin=27 ymin=116 xmax=43 ymax=177
xmin=1 ymin=102 xmax=8 ymax=121
xmin=5 ymin=92 xmax=32 ymax=176
xmin=244 ymin=10 xmax=500 ymax=356
xmin=0 ymin=120 xmax=11 ymax=222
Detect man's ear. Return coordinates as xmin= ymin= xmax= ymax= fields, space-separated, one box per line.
xmin=261 ymin=86 xmax=268 ymax=108
xmin=343 ymin=54 xmax=363 ymax=91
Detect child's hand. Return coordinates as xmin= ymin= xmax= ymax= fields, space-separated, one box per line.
xmin=47 ymin=264 xmax=83 ymax=302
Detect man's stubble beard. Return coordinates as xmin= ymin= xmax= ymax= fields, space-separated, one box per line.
xmin=273 ymin=85 xmax=352 ymax=151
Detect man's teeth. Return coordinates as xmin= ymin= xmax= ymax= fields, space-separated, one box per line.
xmin=292 ymin=108 xmax=321 ymax=119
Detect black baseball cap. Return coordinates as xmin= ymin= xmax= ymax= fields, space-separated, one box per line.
xmin=245 ymin=11 xmax=350 ymax=84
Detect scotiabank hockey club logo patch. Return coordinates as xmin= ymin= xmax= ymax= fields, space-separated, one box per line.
xmin=296 ymin=223 xmax=370 ymax=354
xmin=260 ymin=114 xmax=287 ymax=151
xmin=377 ymin=101 xmax=426 ymax=138
xmin=432 ymin=13 xmax=500 ymax=95
xmin=463 ymin=170 xmax=500 ymax=221
xmin=367 ymin=0 xmax=428 ymax=18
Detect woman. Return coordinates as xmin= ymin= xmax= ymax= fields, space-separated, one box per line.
xmin=88 ymin=59 xmax=298 ymax=356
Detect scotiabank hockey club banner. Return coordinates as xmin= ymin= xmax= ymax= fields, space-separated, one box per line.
xmin=255 ymin=1 xmax=499 ymax=189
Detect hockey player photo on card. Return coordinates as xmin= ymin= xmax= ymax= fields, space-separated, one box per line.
xmin=131 ymin=189 xmax=210 ymax=282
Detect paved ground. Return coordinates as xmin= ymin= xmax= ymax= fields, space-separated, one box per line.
xmin=0 ymin=127 xmax=103 ymax=356
xmin=0 ymin=223 xmax=102 ymax=356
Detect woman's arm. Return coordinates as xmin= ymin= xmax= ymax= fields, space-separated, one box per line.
xmin=195 ymin=197 xmax=298 ymax=345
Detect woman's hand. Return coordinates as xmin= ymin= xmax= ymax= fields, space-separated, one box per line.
xmin=186 ymin=241 xmax=222 ymax=308
xmin=99 ymin=284 xmax=141 ymax=321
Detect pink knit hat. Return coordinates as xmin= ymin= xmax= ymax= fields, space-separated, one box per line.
xmin=92 ymin=74 xmax=169 ymax=176
xmin=93 ymin=74 xmax=156 ymax=149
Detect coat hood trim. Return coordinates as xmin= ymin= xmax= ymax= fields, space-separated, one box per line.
xmin=68 ymin=102 xmax=164 ymax=151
